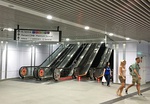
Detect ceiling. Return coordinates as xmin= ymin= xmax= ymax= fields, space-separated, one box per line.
xmin=0 ymin=0 xmax=149 ymax=43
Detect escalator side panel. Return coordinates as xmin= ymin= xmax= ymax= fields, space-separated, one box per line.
xmin=57 ymin=44 xmax=80 ymax=68
xmin=60 ymin=44 xmax=88 ymax=77
xmin=91 ymin=44 xmax=106 ymax=67
xmin=94 ymin=48 xmax=113 ymax=78
xmin=79 ymin=43 xmax=101 ymax=76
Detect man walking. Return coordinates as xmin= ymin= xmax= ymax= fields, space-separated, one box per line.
xmin=125 ymin=57 xmax=142 ymax=95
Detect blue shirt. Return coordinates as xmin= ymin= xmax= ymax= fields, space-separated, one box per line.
xmin=105 ymin=67 xmax=111 ymax=75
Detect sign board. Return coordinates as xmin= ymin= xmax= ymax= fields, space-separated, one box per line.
xmin=14 ymin=29 xmax=61 ymax=42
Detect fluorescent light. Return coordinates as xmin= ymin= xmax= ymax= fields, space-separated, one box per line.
xmin=47 ymin=15 xmax=52 ymax=19
xmin=66 ymin=38 xmax=70 ymax=41
xmin=109 ymin=33 xmax=113 ymax=36
xmin=7 ymin=28 xmax=13 ymax=31
xmin=84 ymin=26 xmax=90 ymax=30
xmin=3 ymin=28 xmax=14 ymax=31
xmin=126 ymin=37 xmax=130 ymax=40
xmin=101 ymin=41 xmax=104 ymax=44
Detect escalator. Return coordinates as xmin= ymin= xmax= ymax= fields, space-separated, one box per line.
xmin=19 ymin=44 xmax=65 ymax=79
xmin=37 ymin=44 xmax=78 ymax=79
xmin=93 ymin=48 xmax=113 ymax=78
xmin=75 ymin=43 xmax=100 ymax=77
xmin=53 ymin=44 xmax=88 ymax=81
xmin=88 ymin=43 xmax=106 ymax=79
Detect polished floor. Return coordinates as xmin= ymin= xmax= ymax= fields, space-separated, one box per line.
xmin=0 ymin=78 xmax=150 ymax=104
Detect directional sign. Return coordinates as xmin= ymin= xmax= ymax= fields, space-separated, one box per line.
xmin=14 ymin=29 xmax=61 ymax=42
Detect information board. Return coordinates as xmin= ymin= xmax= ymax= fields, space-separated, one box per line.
xmin=14 ymin=29 xmax=61 ymax=42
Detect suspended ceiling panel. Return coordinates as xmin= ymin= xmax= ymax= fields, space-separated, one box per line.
xmin=0 ymin=0 xmax=150 ymax=42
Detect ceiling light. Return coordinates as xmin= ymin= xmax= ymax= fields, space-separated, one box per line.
xmin=7 ymin=28 xmax=13 ymax=31
xmin=39 ymin=43 xmax=41 ymax=45
xmin=126 ymin=37 xmax=130 ymax=40
xmin=66 ymin=38 xmax=70 ymax=41
xmin=47 ymin=15 xmax=52 ymax=19
xmin=101 ymin=41 xmax=104 ymax=44
xmin=1 ymin=41 xmax=3 ymax=43
xmin=109 ymin=33 xmax=113 ymax=36
xmin=84 ymin=26 xmax=90 ymax=30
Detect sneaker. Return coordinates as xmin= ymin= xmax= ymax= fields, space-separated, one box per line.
xmin=125 ymin=89 xmax=128 ymax=94
xmin=138 ymin=93 xmax=143 ymax=96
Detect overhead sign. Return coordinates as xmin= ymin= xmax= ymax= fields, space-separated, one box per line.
xmin=14 ymin=29 xmax=61 ymax=42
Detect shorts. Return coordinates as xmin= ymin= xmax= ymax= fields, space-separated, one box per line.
xmin=132 ymin=76 xmax=140 ymax=85
xmin=119 ymin=75 xmax=125 ymax=83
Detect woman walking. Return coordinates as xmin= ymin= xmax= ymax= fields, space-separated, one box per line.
xmin=102 ymin=62 xmax=112 ymax=87
xmin=117 ymin=60 xmax=126 ymax=96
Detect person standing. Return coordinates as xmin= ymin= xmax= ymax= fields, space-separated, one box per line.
xmin=117 ymin=60 xmax=126 ymax=96
xmin=125 ymin=57 xmax=142 ymax=95
xmin=102 ymin=62 xmax=112 ymax=87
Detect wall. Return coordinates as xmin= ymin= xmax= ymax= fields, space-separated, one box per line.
xmin=0 ymin=41 xmax=59 ymax=80
xmin=113 ymin=41 xmax=150 ymax=84
xmin=113 ymin=42 xmax=137 ymax=84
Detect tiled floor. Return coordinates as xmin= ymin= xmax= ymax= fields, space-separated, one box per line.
xmin=0 ymin=79 xmax=149 ymax=104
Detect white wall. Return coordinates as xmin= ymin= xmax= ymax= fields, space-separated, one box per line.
xmin=137 ymin=42 xmax=150 ymax=84
xmin=125 ymin=43 xmax=137 ymax=84
xmin=113 ymin=41 xmax=150 ymax=84
xmin=0 ymin=41 xmax=59 ymax=80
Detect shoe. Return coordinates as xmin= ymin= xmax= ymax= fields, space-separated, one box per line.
xmin=125 ymin=89 xmax=128 ymax=94
xmin=138 ymin=93 xmax=143 ymax=96
xmin=107 ymin=85 xmax=110 ymax=87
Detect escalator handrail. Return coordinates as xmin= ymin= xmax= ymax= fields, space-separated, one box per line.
xmin=57 ymin=44 xmax=80 ymax=68
xmin=78 ymin=43 xmax=101 ymax=75
xmin=40 ymin=44 xmax=64 ymax=66
xmin=51 ymin=44 xmax=76 ymax=67
xmin=74 ymin=43 xmax=91 ymax=68
xmin=46 ymin=44 xmax=72 ymax=67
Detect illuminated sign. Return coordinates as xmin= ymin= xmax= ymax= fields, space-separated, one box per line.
xmin=14 ymin=29 xmax=61 ymax=42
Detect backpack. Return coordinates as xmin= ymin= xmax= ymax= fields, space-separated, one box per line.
xmin=129 ymin=65 xmax=133 ymax=75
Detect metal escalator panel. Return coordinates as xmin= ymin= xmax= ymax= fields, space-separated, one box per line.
xmin=48 ymin=44 xmax=74 ymax=67
xmin=57 ymin=44 xmax=80 ymax=68
xmin=97 ymin=48 xmax=109 ymax=68
xmin=65 ymin=44 xmax=86 ymax=68
xmin=51 ymin=44 xmax=76 ymax=67
xmin=95 ymin=48 xmax=113 ymax=78
xmin=40 ymin=44 xmax=64 ymax=67
xmin=79 ymin=43 xmax=101 ymax=76
xmin=61 ymin=44 xmax=88 ymax=77
xmin=19 ymin=44 xmax=65 ymax=78
xmin=64 ymin=44 xmax=89 ymax=77
xmin=93 ymin=48 xmax=109 ymax=78
xmin=91 ymin=43 xmax=106 ymax=68
xmin=74 ymin=43 xmax=91 ymax=68
xmin=78 ymin=43 xmax=96 ymax=67
xmin=47 ymin=44 xmax=72 ymax=67
xmin=39 ymin=44 xmax=76 ymax=78
xmin=77 ymin=43 xmax=97 ymax=76
xmin=102 ymin=48 xmax=113 ymax=67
